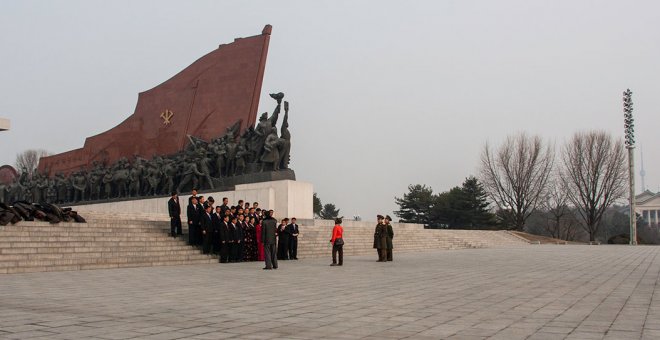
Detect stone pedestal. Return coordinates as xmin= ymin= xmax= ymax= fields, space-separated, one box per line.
xmin=71 ymin=179 xmax=314 ymax=220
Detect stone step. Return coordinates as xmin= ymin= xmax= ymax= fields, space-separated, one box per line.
xmin=0 ymin=240 xmax=192 ymax=248
xmin=0 ymin=249 xmax=204 ymax=261
xmin=0 ymin=235 xmax=182 ymax=242
xmin=0 ymin=253 xmax=216 ymax=269
xmin=1 ymin=258 xmax=218 ymax=274
xmin=0 ymin=245 xmax=201 ymax=254
xmin=2 ymin=225 xmax=172 ymax=233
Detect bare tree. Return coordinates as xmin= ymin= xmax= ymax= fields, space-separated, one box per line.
xmin=15 ymin=149 xmax=50 ymax=179
xmin=479 ymin=133 xmax=554 ymax=230
xmin=560 ymin=131 xmax=627 ymax=242
xmin=539 ymin=176 xmax=581 ymax=241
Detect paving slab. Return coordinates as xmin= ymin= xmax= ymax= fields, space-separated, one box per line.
xmin=1 ymin=245 xmax=659 ymax=339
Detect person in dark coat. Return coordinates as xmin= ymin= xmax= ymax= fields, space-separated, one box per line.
xmin=261 ymin=210 xmax=278 ymax=270
xmin=200 ymin=205 xmax=213 ymax=254
xmin=277 ymin=218 xmax=290 ymax=260
xmin=211 ymin=206 xmax=223 ymax=255
xmin=385 ymin=215 xmax=394 ymax=261
xmin=168 ymin=192 xmax=182 ymax=238
xmin=285 ymin=217 xmax=299 ymax=260
xmin=373 ymin=215 xmax=388 ymax=262
xmin=186 ymin=196 xmax=201 ymax=246
xmin=219 ymin=214 xmax=231 ymax=263
xmin=229 ymin=216 xmax=241 ymax=262
xmin=235 ymin=214 xmax=246 ymax=261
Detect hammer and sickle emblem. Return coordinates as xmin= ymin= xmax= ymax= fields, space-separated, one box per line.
xmin=160 ymin=110 xmax=174 ymax=125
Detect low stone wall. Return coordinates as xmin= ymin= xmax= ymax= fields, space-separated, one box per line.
xmin=72 ymin=179 xmax=314 ymax=220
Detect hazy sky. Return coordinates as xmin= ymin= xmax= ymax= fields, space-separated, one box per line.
xmin=1 ymin=1 xmax=659 ymax=221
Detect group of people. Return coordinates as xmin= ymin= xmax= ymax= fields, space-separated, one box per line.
xmin=168 ymin=190 xmax=396 ymax=269
xmin=167 ymin=189 xmax=300 ymax=266
xmin=374 ymin=215 xmax=394 ymax=262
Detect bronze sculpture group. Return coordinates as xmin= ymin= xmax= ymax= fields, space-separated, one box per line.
xmin=0 ymin=94 xmax=293 ymax=205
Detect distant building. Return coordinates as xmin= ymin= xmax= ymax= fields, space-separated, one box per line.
xmin=0 ymin=117 xmax=9 ymax=131
xmin=636 ymin=190 xmax=660 ymax=227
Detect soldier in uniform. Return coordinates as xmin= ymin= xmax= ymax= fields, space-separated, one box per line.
xmin=373 ymin=215 xmax=388 ymax=262
xmin=177 ymin=158 xmax=204 ymax=193
xmin=385 ymin=215 xmax=394 ymax=262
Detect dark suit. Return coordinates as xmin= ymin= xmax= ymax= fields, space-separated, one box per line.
xmin=285 ymin=223 xmax=299 ymax=259
xmin=200 ymin=212 xmax=213 ymax=254
xmin=277 ymin=224 xmax=289 ymax=260
xmin=218 ymin=220 xmax=230 ymax=263
xmin=228 ymin=222 xmax=238 ymax=262
xmin=211 ymin=213 xmax=222 ymax=254
xmin=235 ymin=221 xmax=246 ymax=261
xmin=168 ymin=197 xmax=182 ymax=237
xmin=261 ymin=217 xmax=278 ymax=269
xmin=186 ymin=204 xmax=201 ymax=245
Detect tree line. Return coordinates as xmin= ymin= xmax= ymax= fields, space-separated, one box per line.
xmin=395 ymin=130 xmax=648 ymax=243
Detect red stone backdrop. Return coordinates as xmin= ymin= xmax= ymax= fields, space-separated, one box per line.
xmin=38 ymin=25 xmax=272 ymax=176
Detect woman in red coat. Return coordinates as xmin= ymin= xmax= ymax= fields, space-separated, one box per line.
xmin=254 ymin=217 xmax=265 ymax=261
xmin=330 ymin=218 xmax=344 ymax=266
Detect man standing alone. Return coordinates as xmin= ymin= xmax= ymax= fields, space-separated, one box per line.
xmin=187 ymin=196 xmax=201 ymax=246
xmin=286 ymin=217 xmax=299 ymax=260
xmin=168 ymin=192 xmax=182 ymax=238
xmin=261 ymin=211 xmax=278 ymax=270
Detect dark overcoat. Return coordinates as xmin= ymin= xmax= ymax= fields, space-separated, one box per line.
xmin=373 ymin=223 xmax=388 ymax=249
xmin=386 ymin=223 xmax=394 ymax=249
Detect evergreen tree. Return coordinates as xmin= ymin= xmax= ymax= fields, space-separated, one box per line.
xmin=396 ymin=178 xmax=496 ymax=229
xmin=319 ymin=203 xmax=341 ymax=219
xmin=458 ymin=176 xmax=496 ymax=228
xmin=394 ymin=184 xmax=435 ymax=225
xmin=313 ymin=193 xmax=323 ymax=217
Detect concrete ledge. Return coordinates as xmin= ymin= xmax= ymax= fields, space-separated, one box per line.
xmin=0 ymin=117 xmax=9 ymax=131
xmin=71 ymin=179 xmax=314 ymax=220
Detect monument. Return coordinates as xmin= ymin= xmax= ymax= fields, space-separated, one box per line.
xmin=10 ymin=25 xmax=312 ymax=219
xmin=39 ymin=25 xmax=273 ymax=175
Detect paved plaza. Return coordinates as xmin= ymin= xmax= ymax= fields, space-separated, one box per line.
xmin=1 ymin=245 xmax=659 ymax=340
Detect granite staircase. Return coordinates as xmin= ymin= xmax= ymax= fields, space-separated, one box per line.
xmin=0 ymin=213 xmax=215 ymax=274
xmin=296 ymin=222 xmax=529 ymax=258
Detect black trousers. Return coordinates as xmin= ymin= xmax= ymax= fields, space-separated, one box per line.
xmin=236 ymin=241 xmax=244 ymax=261
xmin=211 ymin=231 xmax=220 ymax=254
xmin=387 ymin=248 xmax=393 ymax=261
xmin=229 ymin=242 xmax=238 ymax=262
xmin=264 ymin=243 xmax=278 ymax=269
xmin=288 ymin=237 xmax=298 ymax=259
xmin=188 ymin=223 xmax=198 ymax=245
xmin=377 ymin=248 xmax=387 ymax=261
xmin=278 ymin=238 xmax=289 ymax=260
xmin=332 ymin=244 xmax=343 ymax=265
xmin=170 ymin=216 xmax=182 ymax=236
xmin=202 ymin=231 xmax=211 ymax=254
xmin=219 ymin=243 xmax=229 ymax=263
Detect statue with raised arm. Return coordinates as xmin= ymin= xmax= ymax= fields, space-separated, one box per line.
xmin=255 ymin=92 xmax=283 ymax=159
xmin=279 ymin=101 xmax=291 ymax=170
